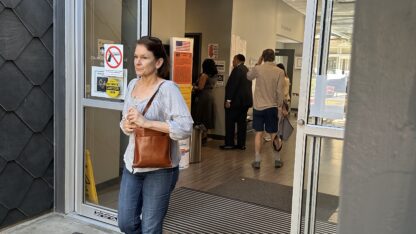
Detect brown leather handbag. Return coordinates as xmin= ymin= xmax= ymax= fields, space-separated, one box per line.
xmin=133 ymin=82 xmax=171 ymax=168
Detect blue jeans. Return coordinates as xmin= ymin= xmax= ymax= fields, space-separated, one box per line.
xmin=118 ymin=167 xmax=179 ymax=234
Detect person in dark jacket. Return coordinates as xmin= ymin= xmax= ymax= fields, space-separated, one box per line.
xmin=220 ymin=54 xmax=253 ymax=150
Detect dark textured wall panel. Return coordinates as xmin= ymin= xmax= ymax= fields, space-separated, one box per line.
xmin=19 ymin=179 xmax=53 ymax=216
xmin=0 ymin=0 xmax=22 ymax=8
xmin=0 ymin=0 xmax=53 ymax=228
xmin=17 ymin=134 xmax=53 ymax=177
xmin=0 ymin=62 xmax=32 ymax=111
xmin=0 ymin=204 xmax=7 ymax=224
xmin=0 ymin=55 xmax=4 ymax=67
xmin=0 ymin=162 xmax=33 ymax=208
xmin=41 ymin=74 xmax=53 ymax=100
xmin=15 ymin=88 xmax=53 ymax=132
xmin=0 ymin=114 xmax=33 ymax=161
xmin=15 ymin=39 xmax=53 ymax=85
xmin=14 ymin=0 xmax=52 ymax=37
xmin=1 ymin=209 xmax=26 ymax=227
xmin=0 ymin=9 xmax=32 ymax=60
xmin=0 ymin=157 xmax=6 ymax=174
xmin=41 ymin=26 xmax=53 ymax=54
xmin=0 ymin=106 xmax=5 ymax=120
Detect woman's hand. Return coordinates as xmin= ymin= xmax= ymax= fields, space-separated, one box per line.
xmin=122 ymin=119 xmax=137 ymax=133
xmin=127 ymin=107 xmax=149 ymax=128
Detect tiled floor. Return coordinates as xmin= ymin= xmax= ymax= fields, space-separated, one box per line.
xmin=0 ymin=213 xmax=120 ymax=234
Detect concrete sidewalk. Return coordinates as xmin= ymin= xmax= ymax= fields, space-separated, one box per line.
xmin=1 ymin=213 xmax=120 ymax=234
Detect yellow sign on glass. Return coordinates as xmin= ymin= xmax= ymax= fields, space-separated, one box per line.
xmin=106 ymin=78 xmax=120 ymax=97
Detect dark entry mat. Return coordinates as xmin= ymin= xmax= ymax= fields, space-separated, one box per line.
xmin=206 ymin=177 xmax=339 ymax=222
xmin=165 ymin=187 xmax=336 ymax=234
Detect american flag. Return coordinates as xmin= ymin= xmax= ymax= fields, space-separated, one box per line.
xmin=176 ymin=41 xmax=191 ymax=52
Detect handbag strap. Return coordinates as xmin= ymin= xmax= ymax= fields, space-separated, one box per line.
xmin=142 ymin=81 xmax=165 ymax=116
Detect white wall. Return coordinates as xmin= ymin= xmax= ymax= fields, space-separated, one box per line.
xmin=185 ymin=0 xmax=233 ymax=135
xmin=339 ymin=0 xmax=416 ymax=233
xmin=232 ymin=0 xmax=277 ymax=66
xmin=275 ymin=0 xmax=305 ymax=43
xmin=151 ymin=0 xmax=186 ymax=44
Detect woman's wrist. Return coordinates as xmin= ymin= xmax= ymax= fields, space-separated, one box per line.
xmin=142 ymin=120 xmax=152 ymax=129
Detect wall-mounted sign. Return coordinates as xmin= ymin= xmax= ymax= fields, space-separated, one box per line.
xmin=208 ymin=43 xmax=219 ymax=59
xmin=104 ymin=44 xmax=123 ymax=77
xmin=214 ymin=60 xmax=225 ymax=73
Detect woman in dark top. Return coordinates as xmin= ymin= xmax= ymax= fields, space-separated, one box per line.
xmin=193 ymin=59 xmax=218 ymax=140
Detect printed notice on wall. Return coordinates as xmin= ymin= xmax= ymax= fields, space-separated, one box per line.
xmin=173 ymin=52 xmax=193 ymax=84
xmin=170 ymin=37 xmax=194 ymax=112
xmin=208 ymin=43 xmax=219 ymax=59
xmin=214 ymin=60 xmax=225 ymax=73
xmin=178 ymin=84 xmax=193 ymax=110
xmin=91 ymin=66 xmax=127 ymax=100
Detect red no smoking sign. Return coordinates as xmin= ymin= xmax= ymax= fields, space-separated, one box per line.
xmin=104 ymin=44 xmax=124 ymax=77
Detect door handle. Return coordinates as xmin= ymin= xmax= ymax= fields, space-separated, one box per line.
xmin=297 ymin=119 xmax=305 ymax=126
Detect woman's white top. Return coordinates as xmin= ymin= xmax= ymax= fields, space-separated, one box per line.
xmin=120 ymin=78 xmax=193 ymax=173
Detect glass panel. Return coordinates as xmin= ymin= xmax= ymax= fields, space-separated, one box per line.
xmin=316 ymin=138 xmax=343 ymax=225
xmin=84 ymin=107 xmax=125 ymax=210
xmin=301 ymin=136 xmax=343 ymax=233
xmin=308 ymin=0 xmax=355 ymax=128
xmin=300 ymin=136 xmax=314 ymax=233
xmin=84 ymin=0 xmax=138 ymax=100
xmin=307 ymin=0 xmax=322 ymax=126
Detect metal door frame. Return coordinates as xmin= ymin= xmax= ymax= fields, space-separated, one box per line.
xmin=64 ymin=0 xmax=150 ymax=226
xmin=290 ymin=0 xmax=343 ymax=233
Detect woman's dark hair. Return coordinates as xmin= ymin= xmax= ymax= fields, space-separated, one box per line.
xmin=277 ymin=63 xmax=287 ymax=77
xmin=202 ymin=58 xmax=218 ymax=76
xmin=262 ymin=49 xmax=275 ymax=62
xmin=136 ymin=36 xmax=170 ymax=79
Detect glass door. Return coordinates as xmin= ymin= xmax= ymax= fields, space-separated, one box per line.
xmin=291 ymin=0 xmax=355 ymax=233
xmin=74 ymin=0 xmax=150 ymax=225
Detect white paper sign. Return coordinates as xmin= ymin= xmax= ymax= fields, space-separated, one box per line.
xmin=309 ymin=74 xmax=348 ymax=120
xmin=91 ymin=66 xmax=127 ymax=100
xmin=104 ymin=44 xmax=124 ymax=77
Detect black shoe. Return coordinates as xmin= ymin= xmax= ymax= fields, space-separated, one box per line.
xmin=237 ymin=145 xmax=246 ymax=150
xmin=219 ymin=145 xmax=235 ymax=150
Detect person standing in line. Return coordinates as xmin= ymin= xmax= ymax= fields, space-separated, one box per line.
xmin=118 ymin=36 xmax=193 ymax=234
xmin=247 ymin=49 xmax=285 ymax=169
xmin=220 ymin=54 xmax=253 ymax=150
xmin=193 ymin=58 xmax=218 ymax=143
xmin=275 ymin=63 xmax=291 ymax=157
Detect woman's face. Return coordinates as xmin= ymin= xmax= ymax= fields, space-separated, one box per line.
xmin=134 ymin=44 xmax=163 ymax=78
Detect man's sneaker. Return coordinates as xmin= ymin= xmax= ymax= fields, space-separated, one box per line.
xmin=274 ymin=160 xmax=284 ymax=168
xmin=251 ymin=161 xmax=260 ymax=169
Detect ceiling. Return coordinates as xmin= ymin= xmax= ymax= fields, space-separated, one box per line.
xmin=281 ymin=0 xmax=355 ymax=41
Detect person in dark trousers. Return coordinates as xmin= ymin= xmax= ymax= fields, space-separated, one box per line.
xmin=220 ymin=54 xmax=253 ymax=150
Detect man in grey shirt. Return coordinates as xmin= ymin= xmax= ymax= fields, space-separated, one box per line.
xmin=247 ymin=49 xmax=285 ymax=169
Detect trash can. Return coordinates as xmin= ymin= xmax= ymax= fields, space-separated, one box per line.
xmin=190 ymin=125 xmax=202 ymax=163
